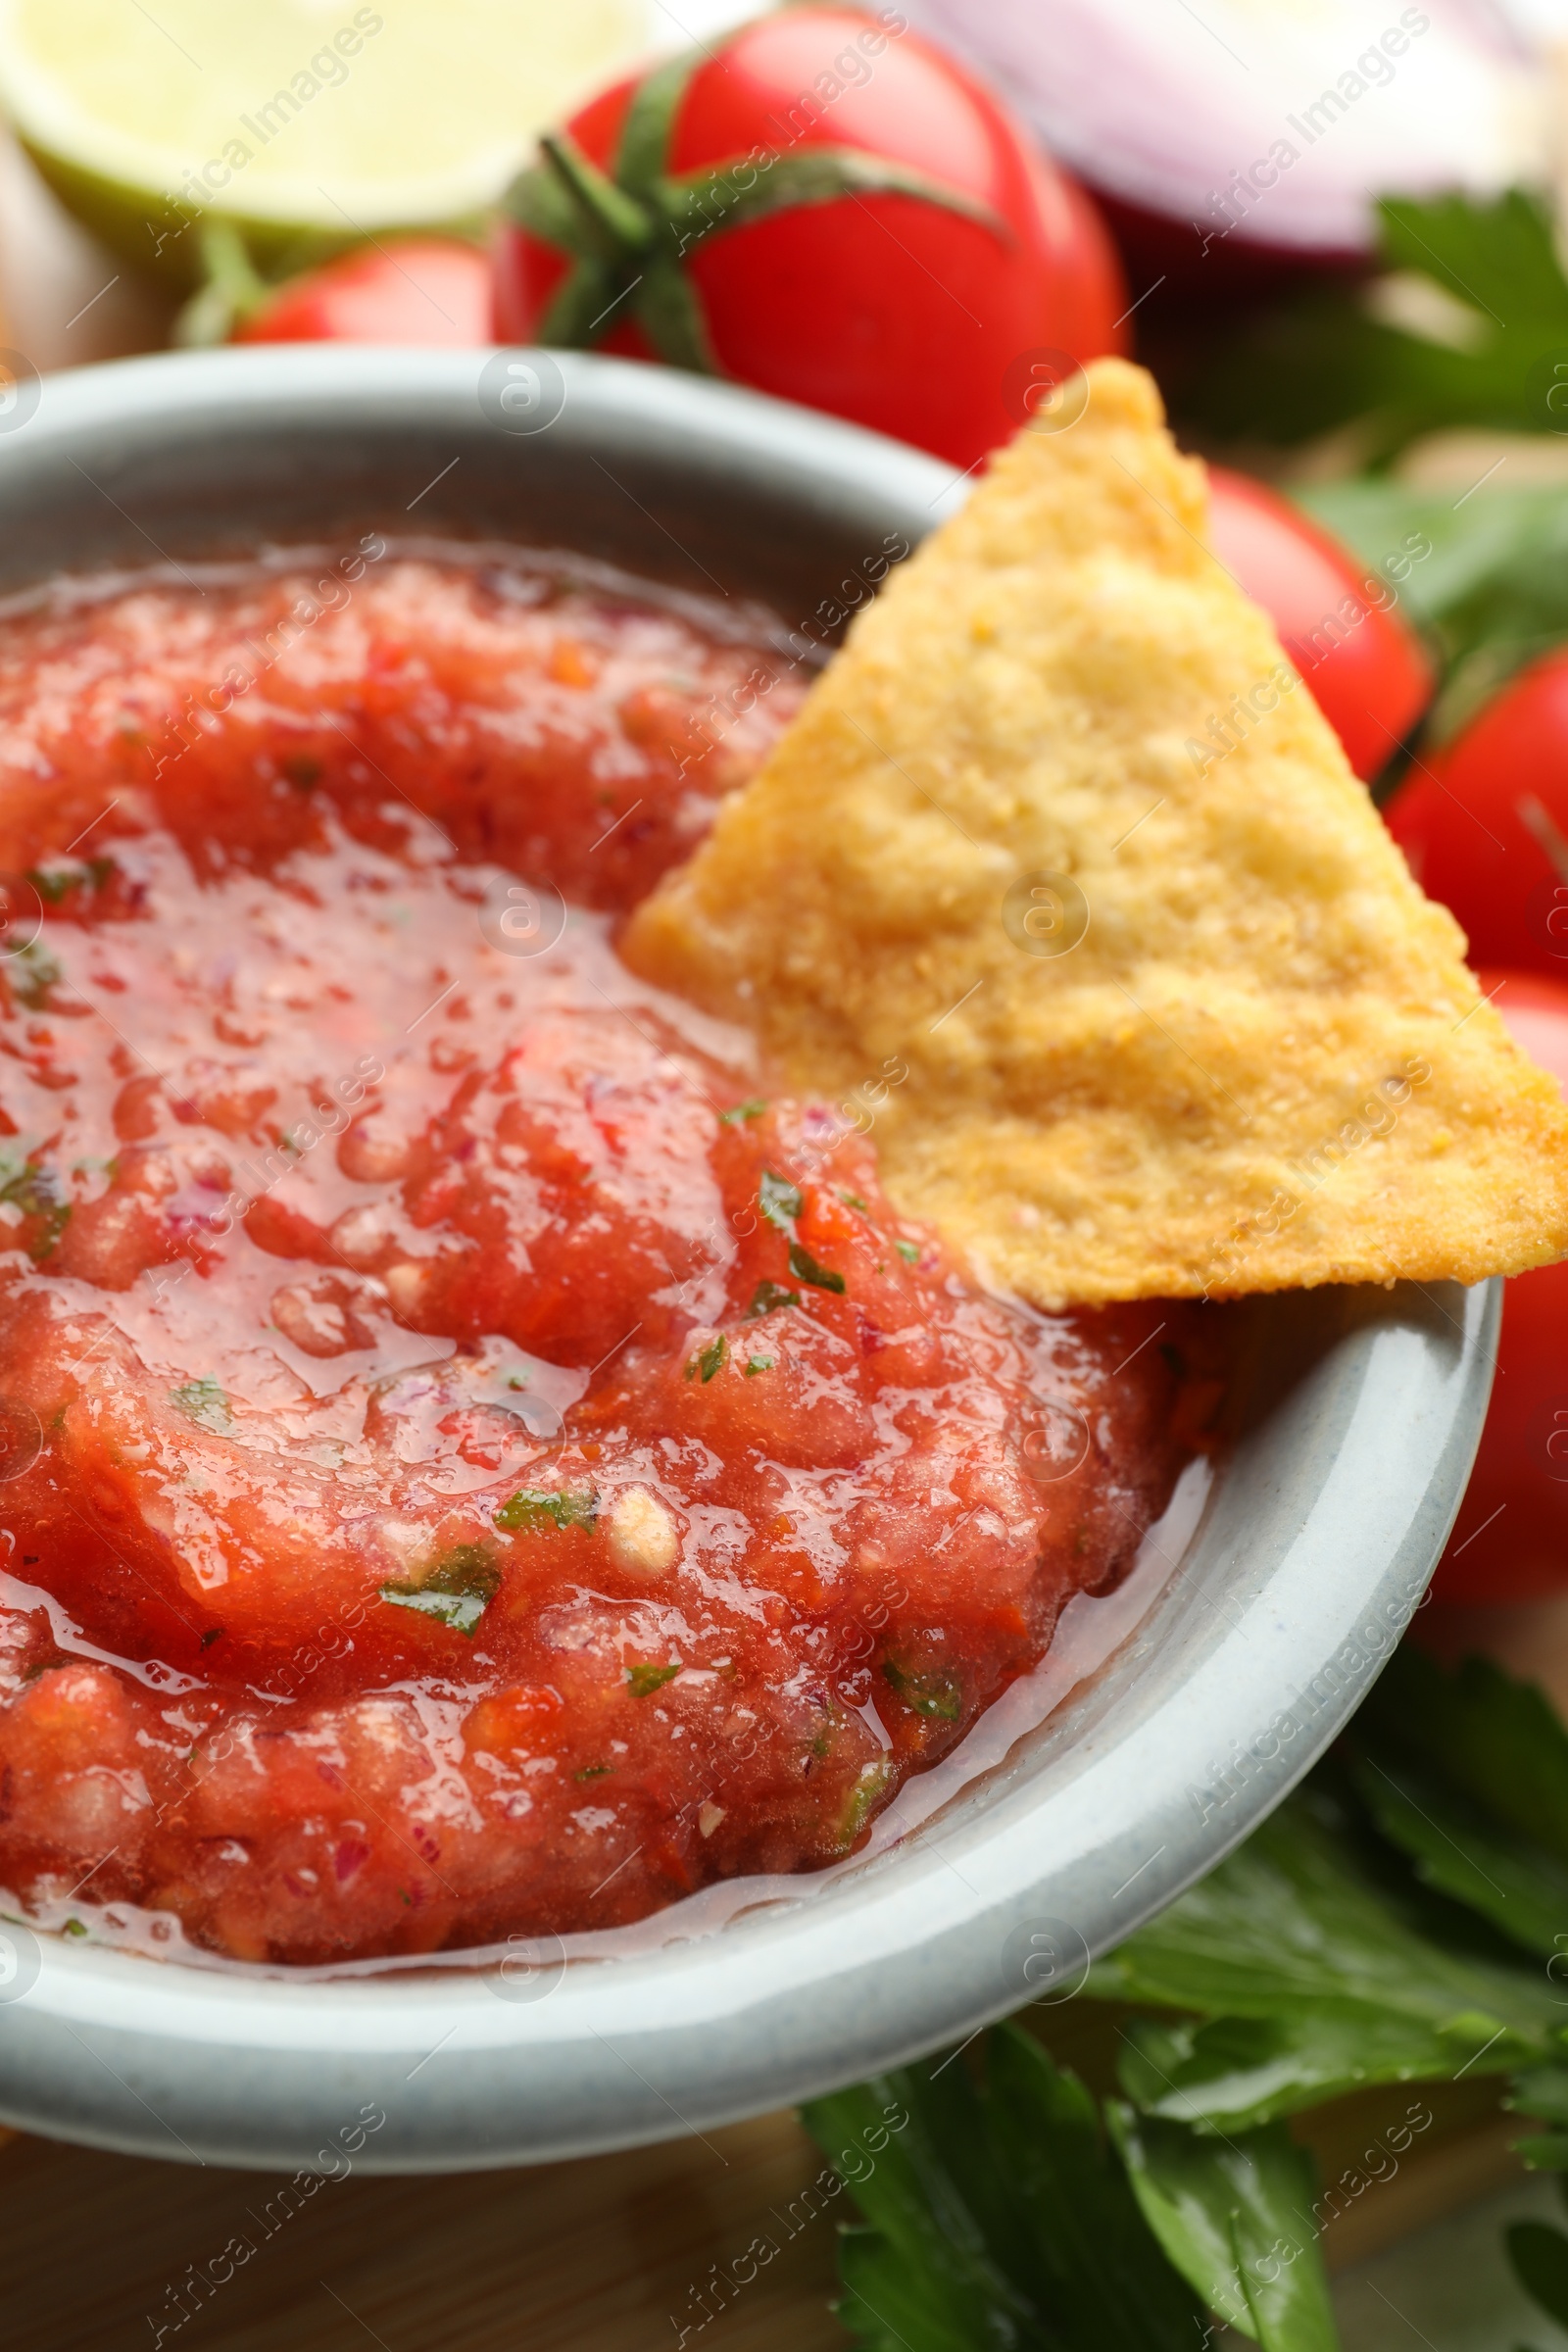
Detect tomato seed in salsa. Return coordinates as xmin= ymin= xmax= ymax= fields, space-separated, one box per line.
xmin=0 ymin=550 xmax=1214 ymax=1964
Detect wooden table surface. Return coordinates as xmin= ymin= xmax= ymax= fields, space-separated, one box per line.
xmin=0 ymin=2108 xmax=852 ymax=2352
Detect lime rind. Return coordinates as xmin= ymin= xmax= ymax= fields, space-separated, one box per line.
xmin=17 ymin=145 xmax=388 ymax=287
xmin=0 ymin=0 xmax=655 ymax=284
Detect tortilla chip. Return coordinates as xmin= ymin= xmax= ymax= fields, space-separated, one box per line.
xmin=625 ymin=360 xmax=1568 ymax=1304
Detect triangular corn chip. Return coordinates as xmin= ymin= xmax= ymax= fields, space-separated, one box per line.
xmin=626 ymin=360 xmax=1568 ymax=1304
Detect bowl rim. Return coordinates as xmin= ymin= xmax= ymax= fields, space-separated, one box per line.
xmin=0 ymin=344 xmax=1498 ymax=2173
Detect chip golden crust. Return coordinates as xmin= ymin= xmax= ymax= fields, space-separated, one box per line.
xmin=626 ymin=360 xmax=1568 ymax=1305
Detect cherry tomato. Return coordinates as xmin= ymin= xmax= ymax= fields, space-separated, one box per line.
xmin=1205 ymin=467 xmax=1433 ymax=784
xmin=1386 ymin=648 xmax=1568 ymax=977
xmin=493 ymin=7 xmax=1127 ymax=470
xmin=233 ymin=239 xmax=492 ymax=347
xmin=1431 ymin=969 xmax=1568 ymax=1605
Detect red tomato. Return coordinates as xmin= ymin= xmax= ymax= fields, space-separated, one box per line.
xmin=1205 ymin=468 xmax=1433 ymax=783
xmin=493 ymin=7 xmax=1127 ymax=470
xmin=233 ymin=239 xmax=492 ymax=347
xmin=1386 ymin=648 xmax=1568 ymax=977
xmin=1431 ymin=969 xmax=1568 ymax=1605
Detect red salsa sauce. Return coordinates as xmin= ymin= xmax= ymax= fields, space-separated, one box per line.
xmin=0 ymin=549 xmax=1215 ymax=1965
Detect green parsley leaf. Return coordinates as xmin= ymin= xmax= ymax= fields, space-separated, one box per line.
xmin=1092 ymin=1783 xmax=1559 ymax=2132
xmin=8 ymin=940 xmax=61 ymax=1008
xmin=1507 ymin=2205 xmax=1568 ymax=2331
xmin=895 ymin=1239 xmax=921 ymax=1263
xmin=838 ymin=1758 xmax=895 ymax=1848
xmin=759 ymin=1168 xmax=804 ymax=1230
xmin=626 ymin=1661 xmax=682 ymax=1696
xmin=170 ymin=1376 xmax=232 ymax=1435
xmin=746 ymin=1278 xmax=800 ymax=1318
xmin=788 ymin=1241 xmax=846 ymax=1294
xmin=718 ymin=1098 xmax=767 ymax=1125
xmin=686 ymin=1334 xmax=728 ymax=1383
xmin=24 ymin=856 xmax=115 ymax=904
xmin=379 ymin=1544 xmax=502 ymax=1638
xmin=883 ymin=1660 xmax=961 ymax=1723
xmin=574 ymin=1761 xmax=612 ymax=1781
xmin=61 ymin=1917 xmax=88 ymax=1938
xmin=1350 ymin=1752 xmax=1568 ymax=1965
xmin=1507 ymin=2067 xmax=1568 ymax=2172
xmin=493 ymin=1484 xmax=598 ymax=1535
xmin=1298 ymin=473 xmax=1568 ymax=743
xmin=802 ymin=2028 xmax=1208 ymax=2352
xmin=839 ymin=1191 xmax=870 ymax=1213
xmin=1178 ymin=188 xmax=1568 ymax=463
xmin=1363 ymin=1643 xmax=1568 ymax=1851
xmin=1108 ymin=2103 xmax=1339 ymax=2351
xmin=0 ymin=1161 xmax=71 ymax=1260
xmin=1349 ymin=1646 xmax=1568 ymax=1960
xmin=744 ymin=1353 xmax=774 ymax=1376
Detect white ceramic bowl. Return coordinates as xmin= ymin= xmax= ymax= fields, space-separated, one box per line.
xmin=0 ymin=347 xmax=1497 ymax=2171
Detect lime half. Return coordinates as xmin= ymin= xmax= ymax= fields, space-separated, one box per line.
xmin=0 ymin=0 xmax=655 ymax=285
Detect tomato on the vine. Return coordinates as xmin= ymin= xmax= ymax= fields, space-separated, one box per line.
xmin=1387 ymin=648 xmax=1568 ymax=977
xmin=1431 ymin=969 xmax=1568 ymax=1606
xmin=1205 ymin=468 xmax=1433 ymax=785
xmin=493 ymin=7 xmax=1127 ymax=470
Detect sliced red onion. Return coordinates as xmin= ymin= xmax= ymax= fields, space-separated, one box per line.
xmin=900 ymin=0 xmax=1544 ymax=262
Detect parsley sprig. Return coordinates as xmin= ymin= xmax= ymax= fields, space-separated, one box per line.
xmin=808 ymin=1643 xmax=1568 ymax=2348
xmin=1298 ymin=469 xmax=1568 ymax=746
xmin=804 ymin=2028 xmax=1330 ymax=2349
xmin=1177 ymin=188 xmax=1568 ymax=463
